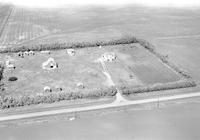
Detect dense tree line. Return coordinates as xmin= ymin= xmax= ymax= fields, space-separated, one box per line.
xmin=0 ymin=36 xmax=138 ymax=53
xmin=121 ymin=80 xmax=196 ymax=95
xmin=0 ymin=87 xmax=117 ymax=109
xmin=0 ymin=64 xmax=4 ymax=81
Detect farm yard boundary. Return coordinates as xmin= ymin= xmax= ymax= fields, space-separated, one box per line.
xmin=0 ymin=36 xmax=197 ymax=109
xmin=0 ymin=63 xmax=4 ymax=93
xmin=0 ymin=36 xmax=138 ymax=53
xmin=0 ymin=87 xmax=117 ymax=109
xmin=121 ymin=80 xmax=196 ymax=96
xmin=0 ymin=64 xmax=4 ymax=81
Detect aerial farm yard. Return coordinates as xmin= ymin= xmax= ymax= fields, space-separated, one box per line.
xmin=0 ymin=43 xmax=182 ymax=98
xmin=1 ymin=2 xmax=200 ymax=139
xmin=0 ymin=4 xmax=198 ymax=109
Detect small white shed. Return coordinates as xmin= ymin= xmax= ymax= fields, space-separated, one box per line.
xmin=67 ymin=49 xmax=76 ymax=56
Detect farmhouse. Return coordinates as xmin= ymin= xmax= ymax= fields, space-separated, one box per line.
xmin=101 ymin=52 xmax=117 ymax=62
xmin=67 ymin=49 xmax=76 ymax=56
xmin=42 ymin=57 xmax=58 ymax=70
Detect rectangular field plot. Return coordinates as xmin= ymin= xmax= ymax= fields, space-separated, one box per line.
xmin=0 ymin=6 xmax=127 ymax=48
xmin=104 ymin=44 xmax=181 ymax=87
xmin=0 ymin=7 xmax=51 ymax=47
xmin=0 ymin=5 xmax=12 ymax=48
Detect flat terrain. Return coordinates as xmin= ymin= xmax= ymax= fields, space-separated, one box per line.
xmin=0 ymin=5 xmax=199 ymax=85
xmin=0 ymin=5 xmax=199 ymax=139
xmin=153 ymin=37 xmax=200 ymax=84
xmin=106 ymin=44 xmax=180 ymax=86
xmin=0 ymin=5 xmax=12 ymax=38
xmin=1 ymin=48 xmax=106 ymax=96
xmin=0 ymin=7 xmax=50 ymax=47
xmin=1 ymin=96 xmax=200 ymax=140
xmin=0 ymin=43 xmax=180 ymax=96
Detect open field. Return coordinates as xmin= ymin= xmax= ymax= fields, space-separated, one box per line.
xmin=0 ymin=5 xmax=12 ymax=38
xmin=153 ymin=38 xmax=200 ymax=84
xmin=5 ymin=6 xmax=199 ymax=46
xmin=0 ymin=7 xmax=50 ymax=47
xmin=0 ymin=6 xmax=128 ymax=48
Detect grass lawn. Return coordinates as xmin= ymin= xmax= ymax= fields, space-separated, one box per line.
xmin=0 ymin=43 xmax=181 ymax=97
xmin=106 ymin=44 xmax=181 ymax=87
xmin=1 ymin=48 xmax=108 ymax=96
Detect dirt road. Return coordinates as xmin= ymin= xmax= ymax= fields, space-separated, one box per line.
xmin=0 ymin=91 xmax=200 ymax=122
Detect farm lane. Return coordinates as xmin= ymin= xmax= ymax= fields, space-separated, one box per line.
xmin=100 ymin=59 xmax=115 ymax=86
xmin=1 ymin=91 xmax=200 ymax=122
xmin=99 ymin=58 xmax=127 ymax=102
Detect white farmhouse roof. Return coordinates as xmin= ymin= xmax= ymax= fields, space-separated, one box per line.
xmin=101 ymin=52 xmax=116 ymax=62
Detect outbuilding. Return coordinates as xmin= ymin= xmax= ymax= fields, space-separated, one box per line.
xmin=55 ymin=85 xmax=63 ymax=91
xmin=44 ymin=86 xmax=52 ymax=92
xmin=67 ymin=49 xmax=76 ymax=56
xmin=24 ymin=51 xmax=29 ymax=55
xmin=76 ymin=82 xmax=85 ymax=89
xmin=6 ymin=60 xmax=16 ymax=69
xmin=17 ymin=51 xmax=24 ymax=57
xmin=42 ymin=58 xmax=58 ymax=70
